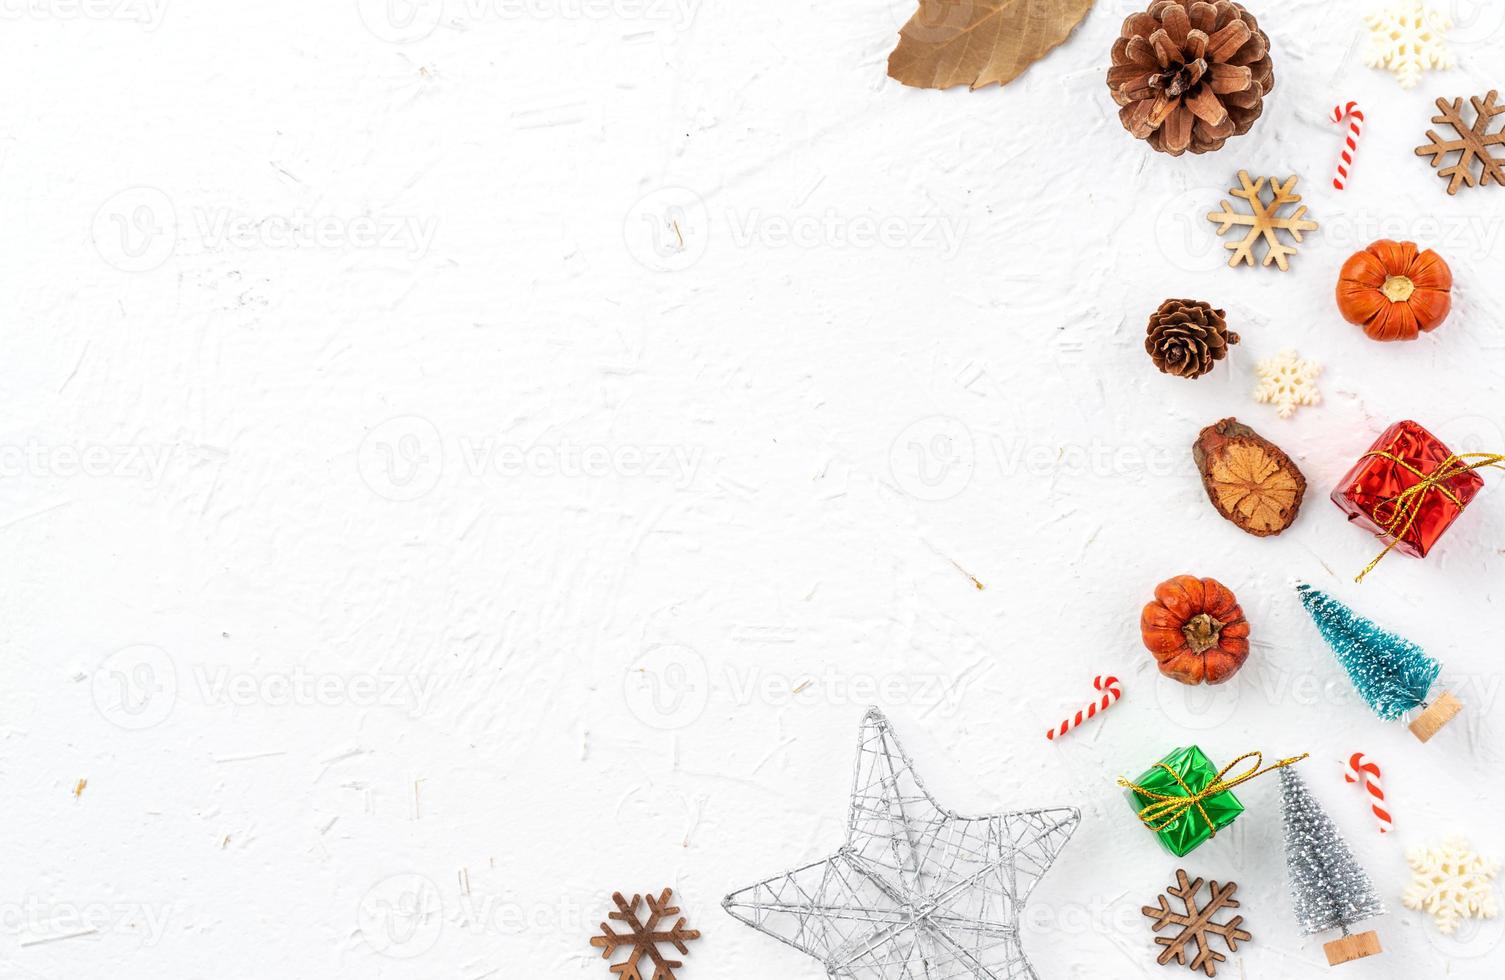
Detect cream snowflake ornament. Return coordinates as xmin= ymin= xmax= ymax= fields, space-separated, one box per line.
xmin=1402 ymin=836 xmax=1500 ymax=934
xmin=1253 ymin=350 xmax=1322 ymax=419
xmin=1364 ymin=0 xmax=1455 ymax=90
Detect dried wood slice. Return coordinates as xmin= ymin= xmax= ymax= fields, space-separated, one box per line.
xmin=1193 ymin=418 xmax=1307 ymax=537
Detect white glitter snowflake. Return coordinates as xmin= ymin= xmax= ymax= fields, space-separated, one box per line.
xmin=1403 ymin=836 xmax=1500 ymax=934
xmin=1364 ymin=0 xmax=1455 ymax=90
xmin=1252 ymin=350 xmax=1322 ymax=419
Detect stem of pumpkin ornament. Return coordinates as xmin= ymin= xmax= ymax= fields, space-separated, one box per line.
xmin=1182 ymin=613 xmax=1225 ymax=654
xmin=1382 ymin=276 xmax=1415 ymax=302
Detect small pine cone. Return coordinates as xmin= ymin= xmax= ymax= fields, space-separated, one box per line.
xmin=1146 ymin=299 xmax=1239 ymax=379
xmin=1107 ymin=0 xmax=1275 ymax=156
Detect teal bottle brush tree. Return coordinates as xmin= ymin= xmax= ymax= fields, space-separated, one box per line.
xmin=1295 ymin=582 xmax=1462 ymax=743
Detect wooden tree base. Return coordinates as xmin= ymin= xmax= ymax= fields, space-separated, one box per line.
xmin=1409 ymin=692 xmax=1463 ymax=743
xmin=1324 ymin=931 xmax=1382 ymax=965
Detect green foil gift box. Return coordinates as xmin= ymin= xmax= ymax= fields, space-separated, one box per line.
xmin=1121 ymin=745 xmax=1246 ymax=857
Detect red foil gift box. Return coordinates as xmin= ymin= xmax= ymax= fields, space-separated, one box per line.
xmin=1332 ymin=420 xmax=1484 ymax=560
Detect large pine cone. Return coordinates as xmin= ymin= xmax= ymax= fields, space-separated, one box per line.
xmin=1107 ymin=1 xmax=1275 ymax=156
xmin=1146 ymin=299 xmax=1239 ymax=379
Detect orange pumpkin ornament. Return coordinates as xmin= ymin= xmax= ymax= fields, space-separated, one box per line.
xmin=1141 ymin=576 xmax=1250 ymax=686
xmin=1336 ymin=240 xmax=1453 ymax=342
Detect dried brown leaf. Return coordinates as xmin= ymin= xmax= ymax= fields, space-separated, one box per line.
xmin=888 ymin=0 xmax=1096 ymax=91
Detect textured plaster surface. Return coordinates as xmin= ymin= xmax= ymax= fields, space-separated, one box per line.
xmin=4 ymin=2 xmax=1505 ymax=977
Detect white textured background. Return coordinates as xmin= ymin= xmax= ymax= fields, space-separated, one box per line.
xmin=4 ymin=1 xmax=1505 ymax=977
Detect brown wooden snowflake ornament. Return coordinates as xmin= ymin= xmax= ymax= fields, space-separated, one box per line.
xmin=591 ymin=889 xmax=700 ymax=980
xmin=1144 ymin=869 xmax=1251 ymax=977
xmin=1415 ymin=90 xmax=1505 ymax=195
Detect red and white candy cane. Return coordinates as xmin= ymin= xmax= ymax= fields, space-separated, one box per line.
xmin=1046 ymin=676 xmax=1122 ymax=741
xmin=1344 ymin=753 xmax=1393 ymax=834
xmin=1331 ymin=102 xmax=1365 ymax=190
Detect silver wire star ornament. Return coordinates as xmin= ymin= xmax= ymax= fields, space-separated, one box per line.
xmin=723 ymin=708 xmax=1081 ymax=979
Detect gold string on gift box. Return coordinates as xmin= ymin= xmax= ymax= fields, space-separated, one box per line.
xmin=1356 ymin=451 xmax=1505 ymax=582
xmin=1119 ymin=751 xmax=1309 ymax=838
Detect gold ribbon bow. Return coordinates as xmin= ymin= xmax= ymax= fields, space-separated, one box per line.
xmin=1119 ymin=751 xmax=1309 ymax=838
xmin=1355 ymin=451 xmax=1505 ymax=583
